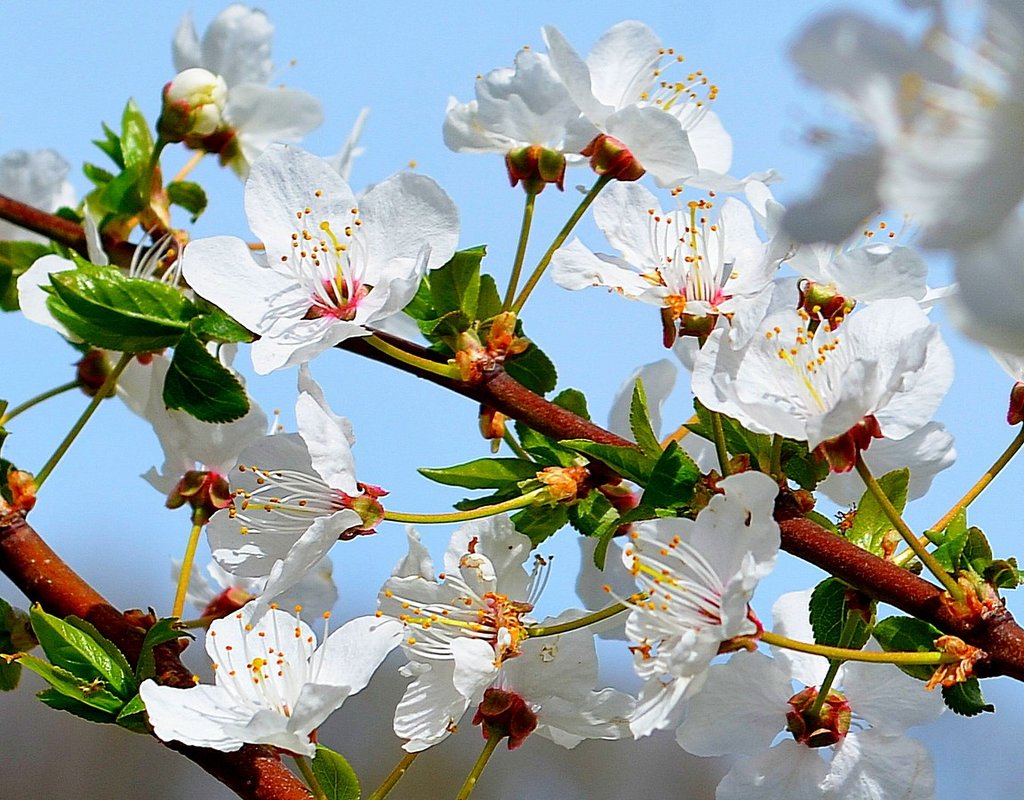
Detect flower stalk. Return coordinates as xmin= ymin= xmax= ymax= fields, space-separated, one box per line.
xmin=364 ymin=334 xmax=461 ymax=381
xmin=366 ymin=752 xmax=419 ymax=800
xmin=503 ymin=189 xmax=538 ymax=310
xmin=0 ymin=379 xmax=80 ymax=426
xmin=171 ymin=521 xmax=204 ymax=619
xmin=761 ymin=631 xmax=957 ymax=666
xmin=455 ymin=730 xmax=503 ymax=800
xmin=383 ymin=489 xmax=545 ymax=525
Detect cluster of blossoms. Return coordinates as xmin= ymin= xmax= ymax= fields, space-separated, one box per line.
xmin=9 ymin=3 xmax=1022 ymax=800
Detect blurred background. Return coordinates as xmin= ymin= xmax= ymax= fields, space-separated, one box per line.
xmin=1 ymin=1 xmax=1021 ymax=797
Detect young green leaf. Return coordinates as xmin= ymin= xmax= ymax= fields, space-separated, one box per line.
xmin=568 ymin=490 xmax=619 ymax=538
xmin=503 ymin=342 xmax=557 ymax=395
xmin=551 ymin=388 xmax=590 ymax=421
xmin=560 ymin=439 xmax=654 ymax=485
xmin=17 ymin=654 xmax=125 ymax=713
xmin=37 ymin=688 xmax=119 ymax=724
xmin=640 ymin=441 xmax=699 ymax=511
xmin=115 ymin=693 xmax=150 ymax=733
xmin=511 ymin=504 xmax=569 ymax=546
xmin=429 ymin=246 xmax=485 ymax=319
xmin=0 ymin=241 xmax=51 ymax=311
xmin=167 ymin=180 xmax=208 ymax=222
xmin=872 ymin=616 xmax=943 ymax=681
xmin=312 ymin=744 xmax=361 ymax=800
xmin=119 ymin=100 xmax=154 ymax=175
xmin=942 ymin=677 xmax=994 ymax=716
xmin=419 ymin=458 xmax=539 ymax=490
xmin=163 ymin=328 xmax=250 ymax=423
xmin=92 ymin=122 xmax=124 ymax=169
xmin=135 ymin=618 xmax=191 ymax=683
xmin=846 ymin=468 xmax=910 ymax=555
xmin=629 ymin=380 xmax=662 ymax=459
xmin=809 ymin=578 xmax=873 ymax=650
xmin=189 ymin=310 xmax=255 ymax=344
xmin=476 ymin=273 xmax=503 ymax=321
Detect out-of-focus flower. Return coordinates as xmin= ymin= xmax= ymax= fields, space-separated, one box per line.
xmin=0 ymin=149 xmax=76 ymax=242
xmin=173 ymin=4 xmax=274 ymax=88
xmin=182 ymin=144 xmax=459 ymax=374
xmin=140 ymin=602 xmax=402 ymax=756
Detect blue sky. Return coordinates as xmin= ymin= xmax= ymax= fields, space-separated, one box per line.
xmin=1 ymin=2 xmax=1022 ymax=798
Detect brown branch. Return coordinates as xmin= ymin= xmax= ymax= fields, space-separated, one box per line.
xmin=0 ymin=507 xmax=313 ymax=800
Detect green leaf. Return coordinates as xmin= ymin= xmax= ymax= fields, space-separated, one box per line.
xmin=560 ymin=439 xmax=654 ymax=485
xmin=511 ymin=504 xmax=569 ymax=546
xmin=453 ymin=487 xmax=520 ymax=512
xmin=115 ymin=693 xmax=150 ymax=733
xmin=872 ymin=616 xmax=943 ymax=681
xmin=163 ymin=329 xmax=250 ymax=423
xmin=809 ymin=578 xmax=873 ymax=650
xmin=804 ymin=509 xmax=838 ymax=535
xmin=962 ymin=527 xmax=993 ymax=573
xmin=780 ymin=440 xmax=829 ymax=491
xmin=189 ymin=311 xmax=255 ymax=344
xmin=64 ymin=616 xmax=135 ymax=697
xmin=984 ymin=558 xmax=1024 ymax=589
xmin=30 ymin=605 xmax=134 ymax=698
xmin=503 ymin=342 xmax=557 ymax=395
xmin=136 ymin=618 xmax=190 ymax=683
xmin=629 ymin=380 xmax=661 ymax=459
xmin=0 ymin=597 xmax=32 ymax=690
xmin=48 ymin=263 xmax=194 ymax=349
xmin=476 ymin=274 xmax=502 ymax=321
xmin=690 ymin=400 xmax=773 ymax=469
xmin=640 ymin=442 xmax=699 ymax=511
xmin=942 ymin=677 xmax=994 ymax=716
xmin=92 ymin=122 xmax=123 ymax=169
xmin=429 ymin=246 xmax=485 ymax=319
xmin=37 ymin=688 xmax=118 ymax=724
xmin=402 ymin=273 xmax=436 ymax=324
xmin=428 ymin=308 xmax=472 ymax=339
xmin=0 ymin=241 xmax=52 ymax=311
xmin=931 ymin=531 xmax=968 ymax=573
xmin=83 ymin=162 xmax=115 ymax=188
xmin=312 ymin=744 xmax=360 ymax=800
xmin=167 ymin=180 xmax=208 ymax=222
xmin=419 ymin=458 xmax=539 ymax=490
xmin=120 ymin=99 xmax=154 ymax=174
xmin=18 ymin=654 xmax=125 ymax=713
xmin=846 ymin=468 xmax=909 ymax=556
xmin=551 ymin=388 xmax=590 ymax=421
xmin=514 ymin=421 xmax=577 ymax=467
xmin=99 ymin=166 xmax=146 ymax=216
xmin=568 ymin=491 xmax=619 ymax=538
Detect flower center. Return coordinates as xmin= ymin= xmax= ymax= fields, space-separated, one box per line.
xmin=764 ymin=310 xmax=846 ymax=414
xmin=228 ymin=463 xmax=347 ymax=536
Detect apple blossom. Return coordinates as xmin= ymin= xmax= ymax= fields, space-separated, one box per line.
xmin=676 ymin=590 xmax=944 ymax=800
xmin=379 ymin=519 xmax=632 ymax=752
xmin=622 ymin=471 xmax=780 ymax=737
xmin=182 ymin=144 xmax=459 ymax=373
xmin=140 ymin=602 xmax=402 ymax=756
xmin=0 ymin=149 xmax=76 ymax=243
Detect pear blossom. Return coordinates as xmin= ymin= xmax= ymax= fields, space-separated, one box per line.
xmin=182 ymin=144 xmax=459 ymax=374
xmin=782 ymin=4 xmax=1024 ymax=249
xmin=171 ymin=5 xmax=322 ymax=175
xmin=551 ymin=181 xmax=776 ymax=343
xmin=622 ymin=471 xmax=780 ymax=737
xmin=206 ymin=367 xmax=366 ymax=617
xmin=140 ymin=602 xmax=402 ymax=756
xmin=0 ymin=149 xmax=76 ymax=243
xmin=379 ymin=519 xmax=632 ymax=751
xmin=692 ymin=298 xmax=954 ymax=468
xmin=676 ymin=590 xmax=944 ymax=800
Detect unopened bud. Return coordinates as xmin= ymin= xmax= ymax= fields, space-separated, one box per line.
xmin=505 ymin=145 xmax=567 ymax=194
xmin=7 ymin=470 xmax=36 ymax=514
xmin=581 ymin=134 xmax=646 ymax=182
xmin=158 ymin=68 xmax=228 ymax=144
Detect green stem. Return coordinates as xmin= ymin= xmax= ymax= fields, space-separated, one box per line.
xmin=0 ymin=380 xmax=80 ymax=426
xmin=503 ymin=190 xmax=538 ymax=310
xmin=34 ymin=352 xmax=133 ymax=490
xmin=502 ymin=428 xmax=532 ymax=461
xmin=770 ymin=434 xmax=784 ymax=479
xmin=854 ymin=454 xmax=965 ymax=602
xmin=366 ymin=751 xmax=419 ymax=800
xmin=808 ymin=612 xmax=861 ymax=716
xmin=171 ymin=520 xmax=204 ymax=619
xmin=510 ymin=174 xmax=613 ymax=314
xmin=528 ymin=599 xmax=635 ymax=638
xmin=710 ymin=410 xmax=731 ymax=477
xmin=364 ymin=334 xmax=460 ymax=380
xmin=176 ymin=616 xmax=216 ymax=630
xmin=384 ymin=489 xmax=545 ymax=525
xmin=146 ymin=139 xmax=169 ymax=205
xmin=456 ymin=730 xmax=502 ymax=800
xmin=293 ymin=754 xmax=327 ymax=800
xmin=761 ymin=630 xmax=956 ymax=666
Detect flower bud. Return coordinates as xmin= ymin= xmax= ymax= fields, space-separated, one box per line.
xmin=201 ymin=586 xmax=255 ymax=620
xmin=505 ymin=145 xmax=566 ymax=194
xmin=471 ymin=688 xmax=538 ymax=750
xmin=158 ymin=68 xmax=228 ymax=144
xmin=581 ymin=134 xmax=646 ymax=182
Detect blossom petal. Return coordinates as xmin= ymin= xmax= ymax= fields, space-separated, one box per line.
xmin=826 ymin=730 xmax=936 ymax=800
xmin=717 ymin=739 xmax=830 ymax=800
xmin=140 ymin=681 xmax=250 ymax=752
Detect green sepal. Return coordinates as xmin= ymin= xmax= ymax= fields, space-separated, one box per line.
xmin=809 ymin=578 xmax=873 ymax=650
xmin=0 ymin=241 xmax=52 ymax=311
xmin=136 ymin=618 xmax=191 ymax=683
xmin=37 ymin=687 xmax=119 ymax=724
xmin=629 ymin=380 xmax=661 ymax=459
xmin=511 ymin=504 xmax=569 ymax=546
xmin=942 ymin=677 xmax=994 ymax=716
xmin=163 ymin=328 xmax=250 ymax=423
xmin=639 ymin=441 xmax=699 ymax=511
xmin=30 ymin=605 xmax=135 ymax=699
xmin=846 ymin=468 xmax=909 ymax=556
xmin=419 ymin=458 xmax=539 ymax=490
xmin=312 ymin=744 xmax=361 ymax=800
xmin=503 ymin=342 xmax=557 ymax=395
xmin=871 ymin=616 xmax=943 ymax=682
xmin=167 ymin=180 xmax=208 ymax=222
xmin=568 ymin=490 xmax=618 ymax=538
xmin=18 ymin=654 xmax=125 ymax=713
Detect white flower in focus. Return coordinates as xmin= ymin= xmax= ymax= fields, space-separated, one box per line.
xmin=551 ymin=182 xmax=776 ymax=341
xmin=0 ymin=149 xmax=76 ymax=242
xmin=676 ymin=590 xmax=944 ymax=800
xmin=206 ymin=367 xmax=366 ymax=617
xmin=622 ymin=471 xmax=780 ymax=737
xmin=380 ymin=519 xmax=632 ymax=751
xmin=692 ymin=298 xmax=953 ymax=468
xmin=182 ymin=144 xmax=459 ymax=374
xmin=140 ymin=602 xmax=402 ymax=756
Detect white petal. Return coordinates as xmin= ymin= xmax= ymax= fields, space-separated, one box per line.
xmin=295 ymin=390 xmax=358 ymax=493
xmin=842 ymin=658 xmax=945 ymax=734
xmin=140 ymin=681 xmax=249 ymax=751
xmin=16 ymin=255 xmax=78 ymax=339
xmin=604 ymin=105 xmax=697 ymax=186
xmin=451 ymin=637 xmax=499 ymax=698
xmin=826 ymin=730 xmax=936 ymax=800
xmin=394 ymin=660 xmax=470 ymax=750
xmin=717 ymin=740 xmax=830 ymax=800
xmin=312 ymin=615 xmax=403 ymax=695
xmin=226 ymin=88 xmax=324 ymax=173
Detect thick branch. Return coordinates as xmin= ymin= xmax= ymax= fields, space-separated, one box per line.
xmin=0 ymin=508 xmax=313 ymax=800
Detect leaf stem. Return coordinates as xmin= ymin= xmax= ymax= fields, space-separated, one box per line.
xmin=503 ymin=189 xmax=538 ymax=310
xmin=510 ymin=174 xmax=613 ymax=314
xmin=172 ymin=520 xmax=204 ymax=619
xmin=761 ymin=630 xmax=956 ymax=666
xmin=0 ymin=380 xmax=81 ymax=426
xmin=854 ymin=454 xmax=964 ymax=602
xmin=456 ymin=730 xmax=502 ymax=800
xmin=383 ymin=489 xmax=545 ymax=525
xmin=364 ymin=333 xmax=460 ymax=380
xmin=293 ymin=754 xmax=327 ymax=800
xmin=34 ymin=352 xmax=133 ymax=490
xmin=366 ymin=751 xmax=419 ymax=800
xmin=808 ymin=612 xmax=861 ymax=717
xmin=710 ymin=410 xmax=731 ymax=477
